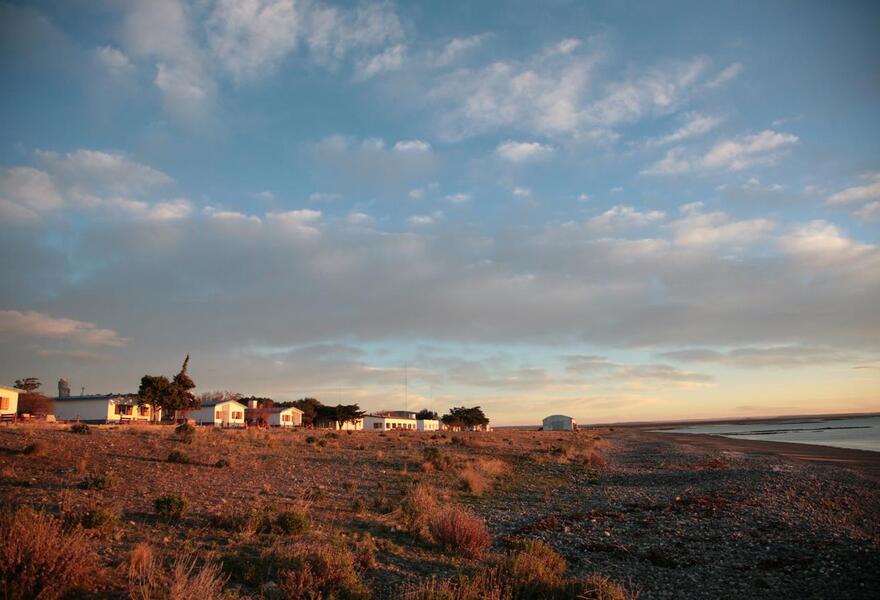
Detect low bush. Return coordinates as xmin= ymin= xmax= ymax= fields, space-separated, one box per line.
xmin=275 ymin=510 xmax=311 ymax=535
xmin=79 ymin=473 xmax=114 ymax=490
xmin=586 ymin=451 xmax=607 ymax=468
xmin=0 ymin=508 xmax=95 ymax=600
xmin=275 ymin=543 xmax=369 ymax=600
xmin=22 ymin=441 xmax=47 ymax=456
xmin=175 ymin=422 xmax=197 ymax=444
xmin=167 ymin=450 xmax=192 ymax=464
xmin=305 ymin=436 xmax=317 ymax=444
xmin=214 ymin=458 xmax=231 ymax=468
xmin=129 ymin=546 xmax=226 ymax=600
xmin=399 ymin=483 xmax=440 ymax=533
xmin=459 ymin=468 xmax=489 ymax=496
xmin=580 ymin=574 xmax=634 ymax=600
xmin=423 ymin=447 xmax=453 ymax=471
xmin=77 ymin=507 xmax=119 ymax=532
xmin=427 ymin=506 xmax=491 ymax=559
xmin=70 ymin=422 xmax=90 ymax=434
xmin=154 ymin=494 xmax=188 ymax=521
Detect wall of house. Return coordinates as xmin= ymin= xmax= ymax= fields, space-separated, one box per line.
xmin=193 ymin=401 xmax=246 ymax=426
xmin=270 ymin=410 xmax=301 ymax=427
xmin=0 ymin=388 xmax=18 ymax=416
xmin=363 ymin=416 xmax=419 ymax=430
xmin=543 ymin=416 xmax=574 ymax=431
xmin=55 ymin=399 xmax=112 ymax=422
xmin=417 ymin=419 xmax=439 ymax=431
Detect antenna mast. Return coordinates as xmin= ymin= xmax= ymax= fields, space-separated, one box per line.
xmin=404 ymin=363 xmax=408 ymax=412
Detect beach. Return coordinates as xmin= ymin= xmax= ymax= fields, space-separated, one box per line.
xmin=1 ymin=423 xmax=878 ymax=598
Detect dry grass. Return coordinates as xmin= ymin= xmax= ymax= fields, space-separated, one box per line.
xmin=0 ymin=507 xmax=95 ymax=600
xmin=275 ymin=543 xmax=369 ymax=599
xmin=581 ymin=574 xmax=637 ymax=600
xmin=459 ymin=467 xmax=489 ymax=496
xmin=427 ymin=505 xmax=492 ymax=558
xmin=129 ymin=545 xmax=226 ymax=600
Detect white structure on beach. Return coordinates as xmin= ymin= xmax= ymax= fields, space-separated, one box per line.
xmin=191 ymin=399 xmax=246 ymax=427
xmin=54 ymin=393 xmax=159 ymax=423
xmin=543 ymin=414 xmax=576 ymax=431
xmin=0 ymin=386 xmax=19 ymax=421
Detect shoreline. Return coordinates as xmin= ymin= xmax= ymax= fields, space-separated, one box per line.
xmin=645 ymin=429 xmax=880 ymax=479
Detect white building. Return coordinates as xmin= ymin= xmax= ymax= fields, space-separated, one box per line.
xmin=54 ymin=394 xmax=159 ymax=423
xmin=542 ymin=414 xmax=576 ymax=431
xmin=246 ymin=405 xmax=304 ymax=427
xmin=191 ymin=399 xmax=246 ymax=427
xmin=363 ymin=411 xmax=440 ymax=431
xmin=0 ymin=386 xmax=19 ymax=421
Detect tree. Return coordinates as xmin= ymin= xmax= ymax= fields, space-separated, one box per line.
xmin=14 ymin=378 xmax=41 ymax=393
xmin=313 ymin=403 xmax=365 ymax=428
xmin=137 ymin=355 xmax=200 ymax=420
xmin=290 ymin=397 xmax=322 ymax=426
xmin=442 ymin=406 xmax=489 ymax=430
xmin=241 ymin=396 xmax=274 ymax=408
xmin=416 ymin=409 xmax=439 ymax=420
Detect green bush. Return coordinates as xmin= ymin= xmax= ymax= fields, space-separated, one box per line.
xmin=167 ymin=450 xmax=191 ymax=464
xmin=214 ymin=458 xmax=231 ymax=468
xmin=305 ymin=436 xmax=317 ymax=444
xmin=274 ymin=510 xmax=310 ymax=535
xmin=79 ymin=474 xmax=113 ymax=490
xmin=78 ymin=507 xmax=119 ymax=532
xmin=175 ymin=422 xmax=196 ymax=444
xmin=154 ymin=494 xmax=188 ymax=521
xmin=70 ymin=422 xmax=90 ymax=435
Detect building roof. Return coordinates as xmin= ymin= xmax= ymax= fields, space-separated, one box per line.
xmin=543 ymin=414 xmax=574 ymax=420
xmin=0 ymin=385 xmax=21 ymax=393
xmin=55 ymin=393 xmax=139 ymax=402
xmin=199 ymin=399 xmax=247 ymax=408
xmin=245 ymin=405 xmax=304 ymax=414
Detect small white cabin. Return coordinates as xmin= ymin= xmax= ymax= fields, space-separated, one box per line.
xmin=543 ymin=414 xmax=576 ymax=431
xmin=363 ymin=414 xmax=419 ymax=431
xmin=0 ymin=386 xmax=19 ymax=420
xmin=53 ymin=394 xmax=159 ymax=423
xmin=191 ymin=399 xmax=246 ymax=427
xmin=417 ymin=419 xmax=440 ymax=431
xmin=253 ymin=406 xmax=304 ymax=427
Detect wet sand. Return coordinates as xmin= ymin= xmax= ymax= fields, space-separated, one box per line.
xmin=645 ymin=429 xmax=880 ymax=479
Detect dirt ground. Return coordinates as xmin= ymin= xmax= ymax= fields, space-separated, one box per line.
xmin=1 ymin=423 xmax=878 ymax=599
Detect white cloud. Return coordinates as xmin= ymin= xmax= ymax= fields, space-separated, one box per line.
xmin=778 ymin=220 xmax=876 ymax=268
xmin=306 ymin=2 xmax=404 ymax=66
xmin=0 ymin=309 xmax=128 ymax=347
xmin=446 ymin=193 xmax=471 ymax=204
xmin=393 ymin=140 xmax=431 ymax=153
xmin=428 ymin=34 xmax=489 ymax=67
xmin=203 ymin=205 xmax=261 ymax=224
xmin=35 ymin=149 xmax=173 ymax=194
xmin=94 ymin=46 xmax=133 ymax=75
xmin=643 ymin=130 xmax=799 ymax=175
xmin=308 ymin=192 xmax=341 ymax=203
xmin=588 ymin=205 xmax=665 ymax=231
xmin=705 ymin=62 xmax=743 ymax=88
xmin=266 ymin=209 xmax=322 ymax=239
xmin=661 ymin=345 xmax=864 ymax=368
xmin=347 ymin=211 xmax=373 ymax=226
xmin=826 ymin=174 xmax=880 ymax=205
xmin=207 ymin=0 xmax=300 ymax=82
xmin=646 ymin=112 xmax=722 ymax=147
xmin=578 ymin=193 xmax=590 ymax=202
xmin=512 ymin=187 xmax=531 ymax=198
xmin=854 ymin=201 xmax=880 ymax=222
xmin=669 ymin=205 xmax=774 ymax=246
xmin=408 ymin=211 xmax=443 ymax=226
xmin=495 ymin=141 xmax=555 ymax=163
xmin=0 ymin=167 xmax=62 ymax=215
xmin=355 ymin=43 xmax=406 ymax=80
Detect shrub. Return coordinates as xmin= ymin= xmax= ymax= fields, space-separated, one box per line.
xmin=326 ymin=432 xmax=339 ymax=439
xmin=586 ymin=451 xmax=607 ymax=468
xmin=305 ymin=436 xmax=317 ymax=444
xmin=70 ymin=422 xmax=90 ymax=434
xmin=459 ymin=468 xmax=488 ymax=496
xmin=400 ymin=483 xmax=440 ymax=533
xmin=275 ymin=510 xmax=311 ymax=535
xmin=352 ymin=497 xmax=366 ymax=513
xmin=78 ymin=507 xmax=119 ymax=532
xmin=155 ymin=494 xmax=188 ymax=521
xmin=175 ymin=423 xmax=197 ymax=444
xmin=580 ymin=574 xmax=634 ymax=600
xmin=167 ymin=450 xmax=192 ymax=464
xmin=23 ymin=441 xmax=47 ymax=456
xmin=214 ymin=458 xmax=231 ymax=468
xmin=0 ymin=508 xmax=95 ymax=600
xmin=129 ymin=546 xmax=226 ymax=600
xmin=428 ymin=506 xmax=491 ymax=558
xmin=505 ymin=539 xmax=567 ymax=597
xmin=79 ymin=473 xmax=114 ymax=490
xmin=276 ymin=543 xmax=369 ymax=600
xmin=423 ymin=447 xmax=452 ymax=471
xmin=317 ymin=439 xmax=327 ymax=448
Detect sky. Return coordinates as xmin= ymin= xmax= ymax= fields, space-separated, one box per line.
xmin=1 ymin=0 xmax=878 ymax=425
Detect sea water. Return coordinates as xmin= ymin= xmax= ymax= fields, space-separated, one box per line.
xmin=659 ymin=415 xmax=880 ymax=453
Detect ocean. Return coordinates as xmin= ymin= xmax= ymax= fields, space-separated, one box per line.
xmin=658 ymin=415 xmax=880 ymax=453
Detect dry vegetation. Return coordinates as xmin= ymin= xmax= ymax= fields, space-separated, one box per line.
xmin=0 ymin=422 xmax=626 ymax=598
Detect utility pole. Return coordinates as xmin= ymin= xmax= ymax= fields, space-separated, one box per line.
xmin=404 ymin=362 xmax=408 ymax=412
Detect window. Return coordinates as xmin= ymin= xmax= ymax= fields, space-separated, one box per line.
xmin=139 ymin=405 xmax=149 ymax=416
xmin=216 ymin=411 xmax=222 ymax=420
xmin=0 ymin=397 xmax=8 ymax=410
xmin=373 ymin=422 xmax=381 ymax=429
xmin=232 ymin=411 xmax=242 ymax=420
xmin=283 ymin=414 xmax=290 ymax=422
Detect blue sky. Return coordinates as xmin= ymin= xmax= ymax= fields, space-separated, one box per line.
xmin=1 ymin=0 xmax=878 ymax=424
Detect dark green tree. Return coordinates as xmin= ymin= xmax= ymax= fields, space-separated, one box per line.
xmin=415 ymin=409 xmax=439 ymax=420
xmin=441 ymin=406 xmax=489 ymax=429
xmin=290 ymin=397 xmax=322 ymax=426
xmin=137 ymin=355 xmax=199 ymax=420
xmin=138 ymin=375 xmax=171 ymax=422
xmin=14 ymin=378 xmax=41 ymax=393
